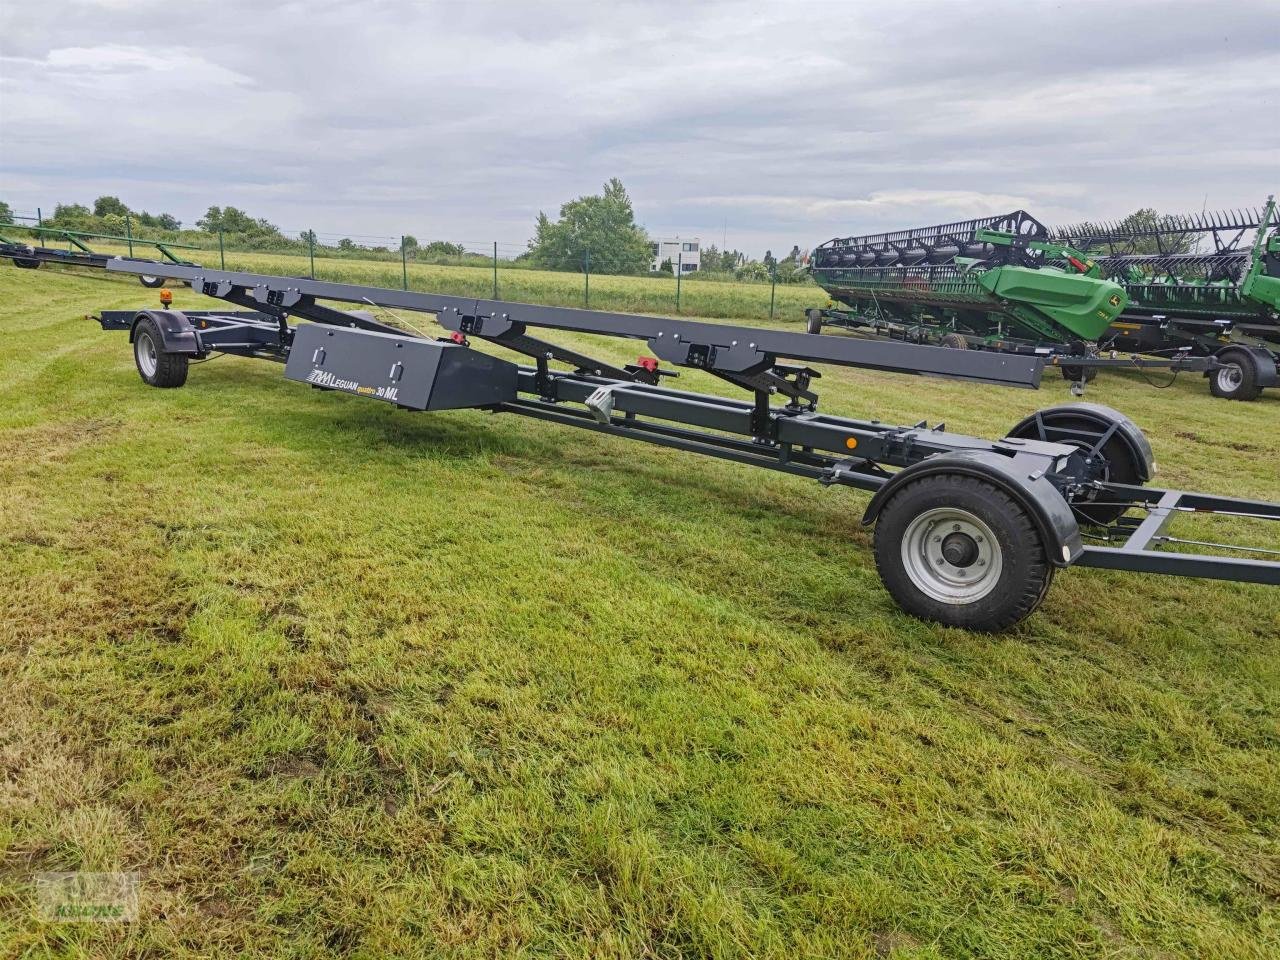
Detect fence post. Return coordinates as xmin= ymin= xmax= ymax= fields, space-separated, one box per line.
xmin=676 ymin=252 xmax=682 ymax=312
xmin=493 ymin=241 xmax=499 ymax=300
xmin=126 ymin=215 xmax=134 ymax=256
xmin=308 ymin=230 xmax=315 ymax=278
xmin=218 ymin=229 xmax=226 ymax=269
xmin=401 ymin=235 xmax=408 ymax=290
xmin=36 ymin=207 xmax=43 ymax=227
xmin=584 ymin=249 xmax=591 ymax=308
xmin=769 ymin=265 xmax=777 ymax=321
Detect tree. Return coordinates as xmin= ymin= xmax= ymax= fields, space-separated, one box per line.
xmin=0 ymin=200 xmax=14 ymax=225
xmin=658 ymin=257 xmax=673 ymax=274
xmin=401 ymin=235 xmax=419 ymax=250
xmin=155 ymin=213 xmax=181 ymax=231
xmin=196 ymin=205 xmax=287 ymax=243
xmin=93 ymin=195 xmax=130 ymax=218
xmin=48 ymin=204 xmax=94 ymax=230
xmin=422 ymin=240 xmax=466 ymax=257
xmin=338 ymin=238 xmax=358 ymax=251
xmin=527 ymin=178 xmax=651 ymax=274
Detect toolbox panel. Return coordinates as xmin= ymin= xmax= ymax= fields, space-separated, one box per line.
xmin=284 ymin=323 xmax=518 ymax=410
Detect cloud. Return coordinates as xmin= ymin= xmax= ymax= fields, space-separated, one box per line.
xmin=0 ymin=0 xmax=1276 ymax=254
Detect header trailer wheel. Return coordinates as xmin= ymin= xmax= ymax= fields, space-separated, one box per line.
xmin=873 ymin=473 xmax=1054 ymax=631
xmin=133 ymin=315 xmax=189 ymax=388
xmin=1209 ymin=348 xmax=1263 ymax=401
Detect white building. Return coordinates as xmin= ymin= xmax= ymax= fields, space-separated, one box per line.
xmin=650 ymin=237 xmax=700 ymax=273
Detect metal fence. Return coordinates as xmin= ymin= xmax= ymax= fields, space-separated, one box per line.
xmin=3 ymin=207 xmax=820 ymax=323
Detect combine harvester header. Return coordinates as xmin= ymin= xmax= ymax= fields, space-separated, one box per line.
xmin=808 ymin=210 xmax=1127 ymax=345
xmin=1052 ymin=199 xmax=1279 ymax=324
xmin=808 ymin=199 xmax=1280 ymax=400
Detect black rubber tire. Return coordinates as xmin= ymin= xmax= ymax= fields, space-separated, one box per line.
xmin=1208 ymin=348 xmax=1262 ymax=401
xmin=938 ymin=332 xmax=968 ymax=350
xmin=1006 ymin=408 xmax=1144 ymax=525
xmin=1059 ymin=364 xmax=1098 ymax=383
xmin=139 ymin=274 xmax=166 ymax=288
xmin=873 ymin=474 xmax=1053 ymax=632
xmin=133 ymin=316 xmax=189 ymax=388
xmin=806 ymin=310 xmax=824 ymax=335
xmin=12 ymin=257 xmax=41 ymax=269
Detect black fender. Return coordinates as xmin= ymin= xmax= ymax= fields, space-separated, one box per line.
xmin=129 ymin=310 xmax=199 ymax=355
xmin=1211 ymin=345 xmax=1279 ymax=389
xmin=861 ymin=451 xmax=1083 ymax=567
xmin=1008 ymin=402 xmax=1154 ymax=483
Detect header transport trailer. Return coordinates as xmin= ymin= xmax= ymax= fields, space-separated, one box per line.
xmin=7 ymin=253 xmax=1280 ymax=631
xmin=0 ymin=222 xmax=202 ymax=288
xmin=806 ymin=204 xmax=1280 ymax=399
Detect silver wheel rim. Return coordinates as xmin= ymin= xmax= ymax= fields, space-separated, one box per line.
xmin=901 ymin=507 xmax=1002 ymax=604
xmin=136 ymin=331 xmax=158 ymax=377
xmin=141 ymin=275 xmax=158 ymax=285
xmin=1216 ymin=363 xmax=1242 ymax=392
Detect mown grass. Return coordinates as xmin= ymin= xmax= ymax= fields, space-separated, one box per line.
xmin=1 ymin=260 xmax=1278 ymax=959
xmin=67 ymin=239 xmax=823 ymax=324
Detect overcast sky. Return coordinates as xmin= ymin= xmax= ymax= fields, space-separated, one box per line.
xmin=1 ymin=0 xmax=1277 ymax=256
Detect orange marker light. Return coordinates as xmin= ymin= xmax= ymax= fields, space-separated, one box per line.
xmin=159 ymin=288 xmax=173 ymax=305
xmin=845 ymin=437 xmax=858 ymax=450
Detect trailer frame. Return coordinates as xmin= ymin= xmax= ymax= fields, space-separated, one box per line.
xmin=35 ymin=256 xmax=1280 ymax=628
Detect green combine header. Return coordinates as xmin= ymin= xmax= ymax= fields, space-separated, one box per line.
xmin=808 ymin=211 xmax=1127 ymax=345
xmin=1051 ymin=197 xmax=1280 ymax=328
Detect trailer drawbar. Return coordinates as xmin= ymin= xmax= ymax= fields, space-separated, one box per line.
xmin=67 ymin=258 xmax=1280 ymax=629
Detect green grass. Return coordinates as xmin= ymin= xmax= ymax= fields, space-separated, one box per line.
xmin=1 ymin=260 xmax=1278 ymax=958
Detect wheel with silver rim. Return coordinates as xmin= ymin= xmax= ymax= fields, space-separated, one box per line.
xmin=1216 ymin=363 xmax=1242 ymax=394
xmin=900 ymin=507 xmax=1002 ymax=604
xmin=135 ymin=329 xmax=158 ymax=378
xmin=132 ymin=315 xmax=189 ymax=388
xmin=1209 ymin=348 xmax=1261 ymax=401
xmin=873 ymin=473 xmax=1053 ymax=631
xmin=139 ymin=274 xmax=165 ymax=288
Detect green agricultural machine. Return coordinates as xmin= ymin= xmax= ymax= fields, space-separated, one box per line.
xmin=806 ymin=211 xmax=1126 ymax=348
xmin=807 ymin=201 xmax=1280 ymax=399
xmin=1050 ymin=197 xmax=1280 ymax=399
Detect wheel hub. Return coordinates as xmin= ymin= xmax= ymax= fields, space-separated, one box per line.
xmin=901 ymin=508 xmax=1003 ymax=605
xmin=941 ymin=531 xmax=980 ymax=568
xmin=1217 ymin=364 xmax=1242 ymax=392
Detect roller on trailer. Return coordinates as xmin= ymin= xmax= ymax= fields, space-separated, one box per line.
xmin=1051 ymin=197 xmax=1280 ymax=400
xmin=0 ymin=223 xmax=201 ymax=288
xmin=52 ymin=256 xmax=1278 ymax=632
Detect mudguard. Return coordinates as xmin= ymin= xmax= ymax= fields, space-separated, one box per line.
xmin=1008 ymin=402 xmax=1155 ymax=483
xmin=861 ymin=450 xmax=1083 ymax=567
xmin=1210 ymin=346 xmax=1279 ymax=389
xmin=129 ymin=310 xmax=199 ymax=355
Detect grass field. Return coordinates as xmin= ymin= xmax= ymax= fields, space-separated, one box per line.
xmin=1 ymin=259 xmax=1278 ymax=958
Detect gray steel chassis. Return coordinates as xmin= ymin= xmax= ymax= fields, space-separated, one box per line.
xmin=806 ymin=306 xmax=1280 ymax=399
xmin=72 ymin=258 xmax=1280 ymax=627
